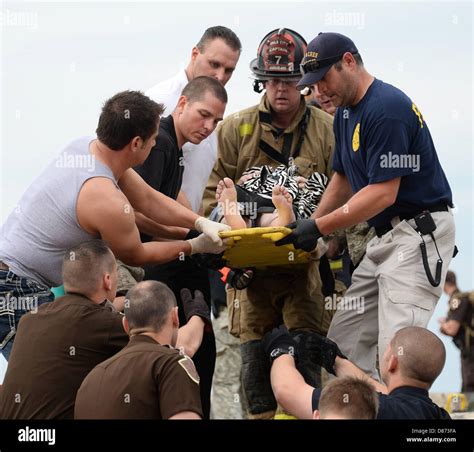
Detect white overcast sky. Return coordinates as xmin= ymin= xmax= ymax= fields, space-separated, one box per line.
xmin=0 ymin=0 xmax=472 ymax=392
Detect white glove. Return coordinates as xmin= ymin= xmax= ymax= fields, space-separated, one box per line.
xmin=194 ymin=217 xmax=230 ymax=246
xmin=187 ymin=234 xmax=227 ymax=255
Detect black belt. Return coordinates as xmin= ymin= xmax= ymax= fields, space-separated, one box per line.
xmin=375 ymin=204 xmax=449 ymax=238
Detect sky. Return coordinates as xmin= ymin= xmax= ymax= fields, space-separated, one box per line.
xmin=0 ymin=0 xmax=472 ymax=393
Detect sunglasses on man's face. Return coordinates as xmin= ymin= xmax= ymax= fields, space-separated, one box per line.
xmin=299 ymin=55 xmax=345 ymax=75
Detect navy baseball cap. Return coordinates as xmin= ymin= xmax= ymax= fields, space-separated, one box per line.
xmin=297 ymin=32 xmax=358 ymax=89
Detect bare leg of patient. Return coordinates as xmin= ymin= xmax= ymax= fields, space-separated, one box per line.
xmin=258 ymin=185 xmax=296 ymax=227
xmin=216 ymin=178 xmax=248 ymax=230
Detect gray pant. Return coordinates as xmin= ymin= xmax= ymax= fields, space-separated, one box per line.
xmin=327 ymin=211 xmax=455 ymax=379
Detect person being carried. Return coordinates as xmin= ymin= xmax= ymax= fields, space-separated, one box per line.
xmin=212 ymin=164 xmax=328 ymax=293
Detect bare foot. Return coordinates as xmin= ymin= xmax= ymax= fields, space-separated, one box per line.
xmin=216 ymin=178 xmax=247 ymax=230
xmin=271 ymin=185 xmax=295 ymax=226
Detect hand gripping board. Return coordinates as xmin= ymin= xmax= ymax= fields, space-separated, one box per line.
xmin=218 ymin=226 xmax=310 ymax=268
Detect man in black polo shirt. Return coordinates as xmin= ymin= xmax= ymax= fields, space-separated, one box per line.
xmin=130 ymin=76 xmax=227 ymax=418
xmin=135 ymin=75 xmax=227 ymax=209
xmin=263 ymin=325 xmax=450 ymax=419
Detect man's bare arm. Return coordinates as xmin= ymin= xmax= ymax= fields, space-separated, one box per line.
xmin=316 ymin=177 xmax=401 ymax=235
xmin=176 ymin=317 xmax=205 ymax=358
xmin=270 ymin=355 xmax=315 ymax=419
xmin=135 ymin=211 xmax=189 ymax=240
xmin=177 ymin=190 xmax=192 ymax=210
xmin=440 ymin=319 xmax=461 ymax=337
xmin=334 ymin=356 xmax=388 ymax=394
xmin=77 ymin=178 xmax=191 ymax=266
xmin=168 ymin=411 xmax=201 ymax=420
xmin=313 ymin=171 xmax=353 ymax=219
xmin=118 ymin=168 xmax=199 ymax=229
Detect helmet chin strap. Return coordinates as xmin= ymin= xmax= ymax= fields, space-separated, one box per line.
xmin=253 ymin=79 xmax=265 ymax=93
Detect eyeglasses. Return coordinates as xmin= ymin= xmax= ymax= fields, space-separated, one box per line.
xmin=300 ymin=54 xmax=345 ymax=75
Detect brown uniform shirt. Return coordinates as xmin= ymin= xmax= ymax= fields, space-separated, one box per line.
xmin=447 ymin=291 xmax=474 ymax=391
xmin=74 ymin=334 xmax=203 ymax=419
xmin=0 ymin=293 xmax=128 ymax=419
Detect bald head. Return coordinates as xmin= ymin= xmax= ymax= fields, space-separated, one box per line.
xmin=124 ymin=281 xmax=177 ymax=333
xmin=390 ymin=327 xmax=446 ymax=387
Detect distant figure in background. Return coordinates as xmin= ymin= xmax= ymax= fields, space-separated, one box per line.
xmin=440 ymin=270 xmax=474 ymax=392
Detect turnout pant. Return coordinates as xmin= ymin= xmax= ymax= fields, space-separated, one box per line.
xmin=227 ymin=267 xmax=328 ymax=417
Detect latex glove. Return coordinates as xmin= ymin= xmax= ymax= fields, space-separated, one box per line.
xmin=187 ymin=234 xmax=226 ymax=255
xmin=195 ymin=217 xmax=230 ymax=245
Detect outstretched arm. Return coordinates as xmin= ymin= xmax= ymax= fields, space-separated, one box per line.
xmin=313 ymin=171 xmax=353 ymax=219
xmin=270 ymin=355 xmax=315 ymax=420
xmin=119 ymin=168 xmax=199 ymax=228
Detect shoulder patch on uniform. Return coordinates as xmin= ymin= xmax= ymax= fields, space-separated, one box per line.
xmin=450 ymin=297 xmax=460 ymax=310
xmin=239 ymin=123 xmax=254 ymax=137
xmin=178 ymin=357 xmax=200 ymax=384
xmin=352 ymin=123 xmax=360 ymax=152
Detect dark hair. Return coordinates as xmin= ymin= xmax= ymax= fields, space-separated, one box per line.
xmin=125 ymin=281 xmax=177 ymax=333
xmin=62 ymin=240 xmax=115 ymax=294
xmin=334 ymin=52 xmax=364 ymax=71
xmin=318 ymin=377 xmax=379 ymax=419
xmin=390 ymin=327 xmax=446 ymax=387
xmin=96 ymin=90 xmax=164 ymax=150
xmin=196 ymin=26 xmax=242 ymax=53
xmin=445 ymin=270 xmax=457 ymax=286
xmin=181 ymin=76 xmax=228 ymax=104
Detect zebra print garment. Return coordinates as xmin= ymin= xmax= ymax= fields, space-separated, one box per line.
xmin=240 ymin=163 xmax=329 ymax=219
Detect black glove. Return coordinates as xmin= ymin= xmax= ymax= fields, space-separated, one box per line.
xmin=227 ymin=268 xmax=255 ymax=290
xmin=184 ymin=229 xmax=201 ymax=240
xmin=262 ymin=325 xmax=298 ymax=365
xmin=180 ymin=288 xmax=211 ymax=324
xmin=275 ymin=219 xmax=322 ymax=252
xmin=292 ymin=331 xmax=347 ymax=375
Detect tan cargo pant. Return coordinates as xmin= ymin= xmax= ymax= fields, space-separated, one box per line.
xmin=327 ymin=211 xmax=456 ymax=379
xmin=226 ymin=265 xmax=330 ymax=343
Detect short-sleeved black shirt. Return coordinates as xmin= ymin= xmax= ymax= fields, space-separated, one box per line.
xmin=311 ymin=385 xmax=450 ymax=419
xmin=74 ymin=334 xmax=203 ymax=419
xmin=0 ymin=294 xmax=128 ymax=419
xmin=135 ymin=115 xmax=184 ymax=200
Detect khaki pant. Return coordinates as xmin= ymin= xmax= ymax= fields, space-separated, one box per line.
xmin=327 ymin=211 xmax=456 ymax=379
xmin=227 ymin=265 xmax=329 ymax=344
